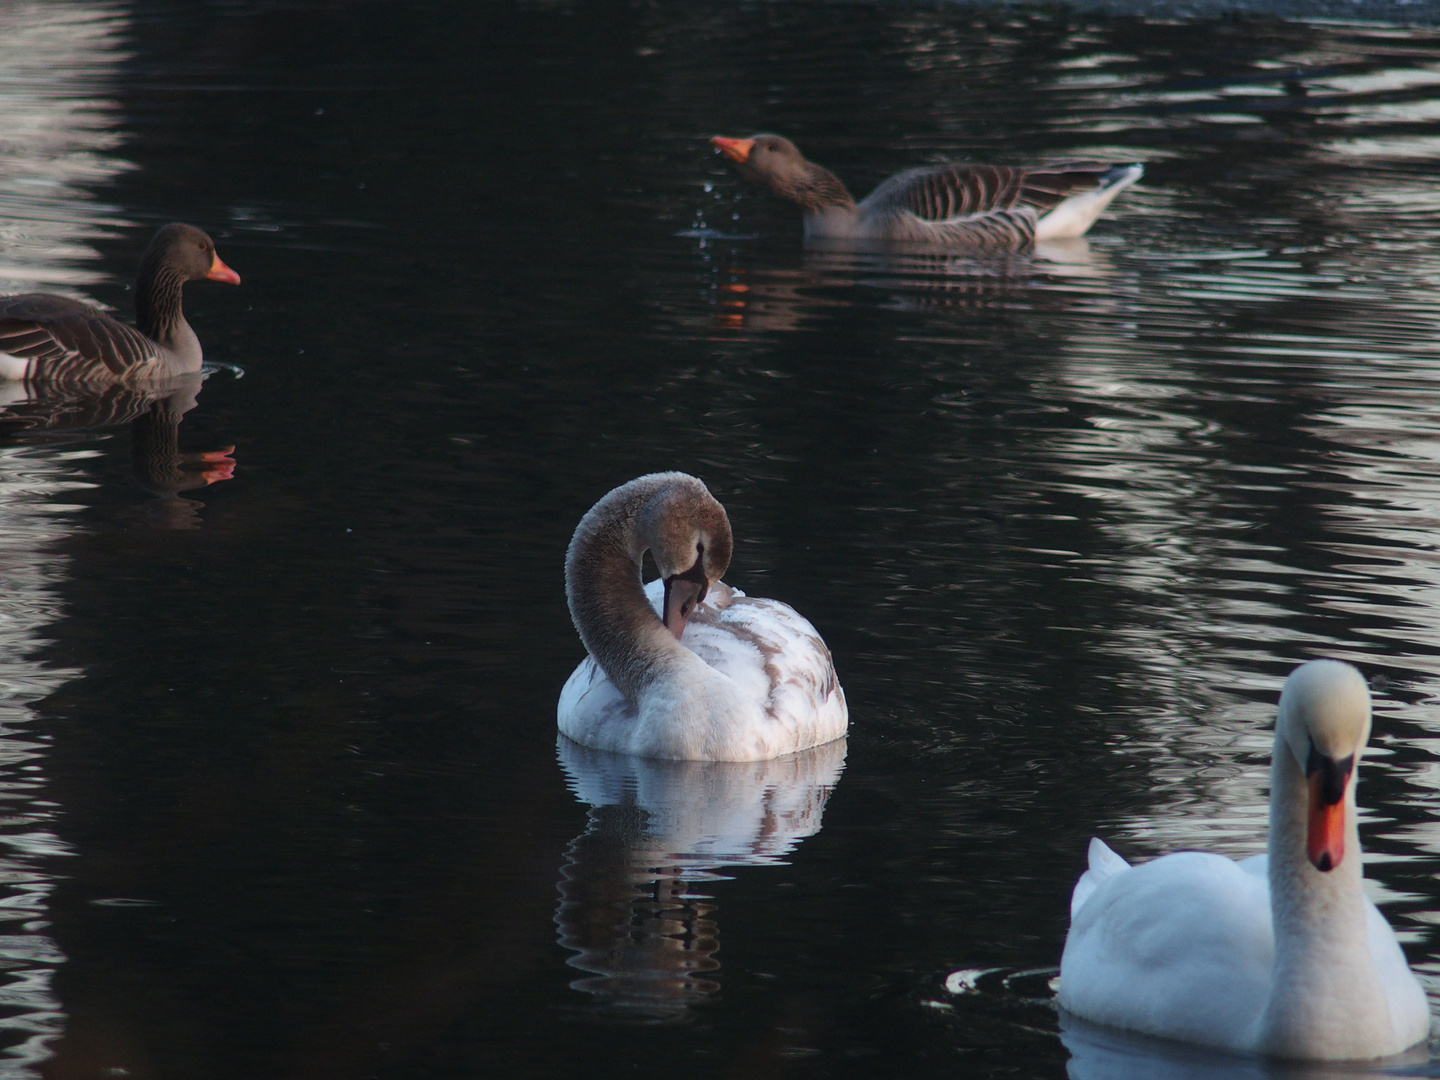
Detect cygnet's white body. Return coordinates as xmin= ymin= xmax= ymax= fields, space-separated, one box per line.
xmin=1058 ymin=660 xmax=1430 ymax=1061
xmin=559 ymin=473 xmax=847 ymax=762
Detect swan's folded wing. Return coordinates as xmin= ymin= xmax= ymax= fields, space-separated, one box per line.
xmin=1363 ymin=897 xmax=1432 ymax=1048
xmin=0 ymin=295 xmax=158 ymax=380
xmin=557 ymin=655 xmax=637 ymax=748
xmin=1058 ymin=850 xmax=1273 ymax=1051
xmin=686 ymin=594 xmax=847 ymax=751
xmin=1071 ymin=837 xmax=1131 ymax=918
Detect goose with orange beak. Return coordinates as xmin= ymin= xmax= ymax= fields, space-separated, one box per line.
xmin=0 ymin=223 xmax=240 ymax=384
xmin=710 ymin=132 xmax=1142 ymax=248
xmin=1058 ymin=660 xmax=1429 ymax=1060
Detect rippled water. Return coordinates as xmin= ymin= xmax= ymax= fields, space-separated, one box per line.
xmin=3 ymin=2 xmax=1440 ymax=1077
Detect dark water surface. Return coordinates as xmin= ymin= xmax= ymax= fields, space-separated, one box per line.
xmin=3 ymin=1 xmax=1440 ymax=1077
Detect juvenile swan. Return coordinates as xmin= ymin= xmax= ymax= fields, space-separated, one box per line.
xmin=559 ymin=472 xmax=847 ymax=761
xmin=711 ymin=133 xmax=1142 ymax=248
xmin=1058 ymin=660 xmax=1430 ymax=1060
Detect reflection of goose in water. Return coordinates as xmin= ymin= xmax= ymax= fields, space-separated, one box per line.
xmin=554 ymin=736 xmax=846 ymax=1021
xmin=0 ymin=224 xmax=239 ymax=384
xmin=711 ymin=134 xmax=1141 ymax=248
xmin=0 ymin=371 xmax=235 ymax=528
xmin=708 ymin=240 xmax=1118 ymax=336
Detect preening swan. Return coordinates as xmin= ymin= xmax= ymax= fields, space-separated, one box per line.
xmin=558 ymin=472 xmax=847 ymax=761
xmin=710 ymin=133 xmax=1142 ymax=248
xmin=1058 ymin=660 xmax=1430 ymax=1061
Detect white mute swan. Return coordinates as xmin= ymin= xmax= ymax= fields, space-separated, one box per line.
xmin=558 ymin=472 xmax=847 ymax=761
xmin=1058 ymin=659 xmax=1430 ymax=1060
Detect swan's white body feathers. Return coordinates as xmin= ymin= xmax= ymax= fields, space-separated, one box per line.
xmin=559 ymin=579 xmax=847 ymax=762
xmin=1058 ymin=661 xmax=1430 ymax=1061
xmin=1061 ymin=841 xmax=1427 ymax=1056
xmin=1061 ymin=843 xmax=1274 ymax=1048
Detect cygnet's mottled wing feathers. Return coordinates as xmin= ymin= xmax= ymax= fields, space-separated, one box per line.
xmin=0 ymin=295 xmax=158 ymax=380
xmin=558 ymin=655 xmax=634 ymax=732
xmin=560 ymin=578 xmax=847 ymax=753
xmin=683 ymin=587 xmax=846 ymax=742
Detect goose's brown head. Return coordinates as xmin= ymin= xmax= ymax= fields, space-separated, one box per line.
xmin=144 ymin=223 xmax=241 ymax=286
xmin=712 ymin=133 xmax=809 ymax=187
xmin=710 ymin=134 xmax=855 ymax=213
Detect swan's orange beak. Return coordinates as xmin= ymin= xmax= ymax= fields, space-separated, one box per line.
xmin=1306 ymin=752 xmax=1352 ymax=872
xmin=711 ymin=136 xmax=755 ymax=164
xmin=207 ymin=253 xmax=241 ymax=285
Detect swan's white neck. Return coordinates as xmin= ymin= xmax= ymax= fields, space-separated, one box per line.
xmin=1259 ymin=734 xmax=1388 ymax=1057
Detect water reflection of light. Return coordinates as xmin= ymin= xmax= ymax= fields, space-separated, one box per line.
xmin=0 ymin=2 xmax=132 ymax=293
xmin=1032 ymin=210 xmax=1440 ymax=914
xmin=553 ymin=738 xmax=845 ymax=1022
xmin=0 ymin=445 xmax=85 ymax=1075
xmin=0 ymin=2 xmax=131 ymax=1073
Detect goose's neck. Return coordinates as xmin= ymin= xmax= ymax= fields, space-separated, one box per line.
xmin=565 ymin=483 xmax=689 ymax=706
xmin=1260 ymin=738 xmax=1382 ymax=1054
xmin=135 ymin=257 xmax=196 ymax=357
xmin=784 ymin=162 xmax=857 ymax=215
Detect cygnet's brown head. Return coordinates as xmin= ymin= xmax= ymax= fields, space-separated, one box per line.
xmin=141 ymin=223 xmax=242 ymax=287
xmin=1276 ymin=659 xmax=1372 ymax=873
xmin=710 ymin=133 xmax=855 ymax=213
xmin=636 ymin=474 xmax=733 ymax=639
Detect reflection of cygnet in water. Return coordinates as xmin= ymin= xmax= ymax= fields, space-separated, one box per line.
xmin=554 ymin=736 xmax=846 ymax=1021
xmin=0 ymin=371 xmax=235 ymax=529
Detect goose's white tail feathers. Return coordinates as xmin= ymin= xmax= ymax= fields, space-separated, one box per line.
xmin=1071 ymin=837 xmax=1130 ymax=919
xmin=1035 ymin=164 xmax=1143 ymax=241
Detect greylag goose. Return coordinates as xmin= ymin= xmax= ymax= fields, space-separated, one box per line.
xmin=0 ymin=223 xmax=240 ymax=384
xmin=711 ymin=133 xmax=1142 ymax=247
xmin=1058 ymin=660 xmax=1430 ymax=1060
xmin=559 ymin=472 xmax=847 ymax=761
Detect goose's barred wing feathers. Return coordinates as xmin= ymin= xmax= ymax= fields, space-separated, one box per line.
xmin=0 ymin=295 xmax=158 ymax=380
xmin=869 ymin=160 xmax=1130 ymax=221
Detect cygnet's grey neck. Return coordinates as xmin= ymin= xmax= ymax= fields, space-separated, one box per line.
xmin=565 ymin=474 xmax=703 ymax=706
